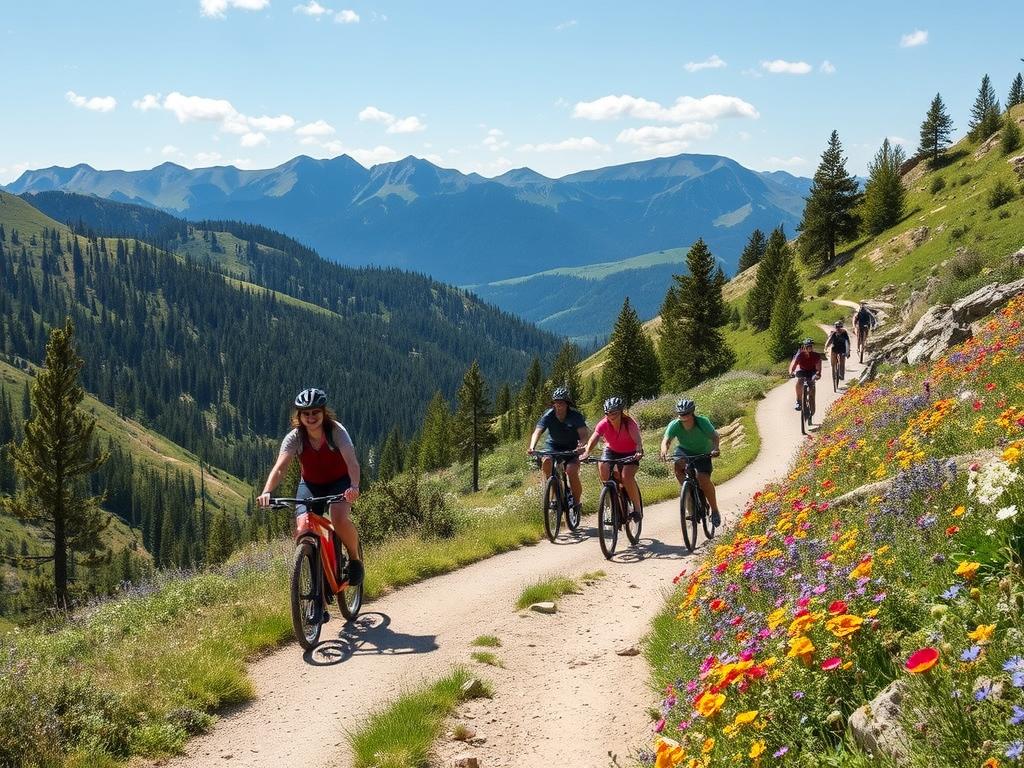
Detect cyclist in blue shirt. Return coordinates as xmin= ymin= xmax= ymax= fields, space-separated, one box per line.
xmin=527 ymin=387 xmax=590 ymax=515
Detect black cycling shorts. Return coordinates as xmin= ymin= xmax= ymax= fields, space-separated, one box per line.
xmin=296 ymin=476 xmax=352 ymax=515
xmin=601 ymin=448 xmax=637 ymax=463
xmin=674 ymin=451 xmax=713 ymax=475
xmin=795 ymin=370 xmax=818 ymax=381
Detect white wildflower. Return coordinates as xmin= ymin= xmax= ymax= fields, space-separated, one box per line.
xmin=967 ymin=460 xmax=1020 ymax=505
xmin=996 ymin=505 xmax=1019 ymax=521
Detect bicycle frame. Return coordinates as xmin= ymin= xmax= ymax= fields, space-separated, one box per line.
xmin=295 ymin=508 xmax=346 ymax=595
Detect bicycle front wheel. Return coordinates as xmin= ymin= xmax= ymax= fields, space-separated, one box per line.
xmin=290 ymin=540 xmax=322 ymax=650
xmin=832 ymin=359 xmax=840 ymax=392
xmin=624 ymin=486 xmax=643 ymax=546
xmin=339 ymin=542 xmax=363 ymax=621
xmin=597 ymin=484 xmax=618 ymax=559
xmin=680 ymin=481 xmax=699 ymax=552
xmin=543 ymin=475 xmax=562 ymax=542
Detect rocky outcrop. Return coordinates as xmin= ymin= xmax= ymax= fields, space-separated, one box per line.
xmin=848 ymin=680 xmax=912 ymax=764
xmin=1009 ymin=153 xmax=1024 ymax=182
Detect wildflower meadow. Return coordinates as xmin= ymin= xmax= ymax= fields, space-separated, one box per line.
xmin=648 ymin=294 xmax=1024 ymax=767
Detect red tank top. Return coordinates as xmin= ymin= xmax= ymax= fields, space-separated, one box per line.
xmin=299 ymin=430 xmax=349 ymax=484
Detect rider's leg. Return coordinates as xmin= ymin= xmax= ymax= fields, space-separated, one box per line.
xmin=697 ymin=471 xmax=719 ymax=516
xmin=329 ymin=500 xmax=362 ymax=576
xmin=621 ymin=464 xmax=642 ymax=516
xmin=794 ymin=378 xmax=803 ymax=408
xmin=598 ymin=460 xmax=611 ymax=484
xmin=566 ymin=460 xmax=583 ymax=509
xmin=673 ymin=458 xmax=687 ymax=485
xmin=541 ymin=456 xmax=553 ymax=481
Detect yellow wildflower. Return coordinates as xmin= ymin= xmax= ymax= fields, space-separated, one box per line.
xmin=749 ymin=740 xmax=766 ymax=759
xmin=955 ymin=561 xmax=981 ymax=580
xmin=968 ymin=623 xmax=996 ymax=645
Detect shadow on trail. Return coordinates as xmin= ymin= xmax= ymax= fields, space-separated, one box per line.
xmin=550 ymin=524 xmax=594 ymax=545
xmin=603 ymin=535 xmax=696 ymax=564
xmin=304 ymin=611 xmax=439 ymax=667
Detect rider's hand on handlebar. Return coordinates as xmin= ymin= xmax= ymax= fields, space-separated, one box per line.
xmin=526 ymin=447 xmax=536 ymax=457
xmin=343 ymin=487 xmax=360 ymax=503
xmin=711 ymin=449 xmax=721 ymax=458
xmin=257 ymin=491 xmax=271 ymax=508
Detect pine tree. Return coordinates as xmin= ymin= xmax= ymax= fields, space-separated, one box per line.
xmin=1008 ymin=73 xmax=1024 ymax=110
xmin=736 ymin=228 xmax=767 ymax=273
xmin=658 ymin=239 xmax=735 ymax=391
xmin=377 ymin=426 xmax=404 ymax=482
xmin=1002 ymin=114 xmax=1022 ymax=156
xmin=548 ymin=342 xmax=582 ymax=403
xmin=918 ymin=93 xmax=955 ymax=166
xmin=5 ymin=319 xmax=109 ymax=607
xmin=862 ymin=139 xmax=907 ymax=236
xmin=601 ymin=297 xmax=661 ymax=406
xmin=418 ymin=391 xmax=453 ymax=471
xmin=453 ymin=361 xmax=497 ymax=492
xmin=969 ymin=74 xmax=1002 ymax=141
xmin=797 ymin=130 xmax=861 ymax=271
xmin=768 ymin=266 xmax=803 ymax=361
xmin=206 ymin=509 xmax=233 ymax=565
xmin=744 ymin=227 xmax=790 ymax=331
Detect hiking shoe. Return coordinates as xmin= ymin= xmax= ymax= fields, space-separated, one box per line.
xmin=711 ymin=510 xmax=722 ymax=527
xmin=794 ymin=402 xmax=802 ymax=411
xmin=346 ymin=559 xmax=365 ymax=587
xmin=629 ymin=510 xmax=641 ymax=522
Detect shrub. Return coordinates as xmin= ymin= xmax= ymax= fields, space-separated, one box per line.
xmin=355 ymin=472 xmax=464 ymax=545
xmin=815 ymin=283 xmax=829 ymax=297
xmin=1001 ymin=118 xmax=1022 ymax=155
xmin=928 ymin=175 xmax=946 ymax=194
xmin=948 ymin=223 xmax=970 ymax=242
xmin=987 ymin=178 xmax=1016 ymax=209
xmin=958 ymin=174 xmax=972 ymax=186
xmin=948 ymin=248 xmax=984 ymax=281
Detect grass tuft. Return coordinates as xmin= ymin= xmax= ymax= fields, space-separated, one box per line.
xmin=470 ymin=635 xmax=501 ymax=647
xmin=515 ymin=575 xmax=580 ymax=611
xmin=470 ymin=650 xmax=504 ymax=667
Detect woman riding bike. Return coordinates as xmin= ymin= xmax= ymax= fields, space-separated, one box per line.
xmin=257 ymin=388 xmax=364 ymax=610
xmin=824 ymin=320 xmax=851 ymax=380
xmin=659 ymin=398 xmax=722 ymax=527
xmin=580 ymin=396 xmax=643 ymax=519
xmin=789 ymin=339 xmax=822 ymax=413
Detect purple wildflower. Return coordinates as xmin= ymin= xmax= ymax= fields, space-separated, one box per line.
xmin=1010 ymin=705 xmax=1024 ymax=726
xmin=961 ymin=646 xmax=982 ymax=662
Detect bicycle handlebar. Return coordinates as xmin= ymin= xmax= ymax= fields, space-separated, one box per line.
xmin=269 ymin=494 xmax=346 ymax=509
xmin=582 ymin=456 xmax=640 ymax=466
xmin=529 ymin=448 xmax=582 ymax=458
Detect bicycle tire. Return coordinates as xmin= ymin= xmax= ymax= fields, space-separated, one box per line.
xmin=800 ymin=389 xmax=808 ymax=435
xmin=597 ymin=484 xmax=618 ymax=559
xmin=543 ymin=475 xmax=562 ymax=542
xmin=624 ymin=485 xmax=643 ymax=545
xmin=338 ymin=542 xmax=364 ymax=621
xmin=832 ymin=359 xmax=840 ymax=392
xmin=701 ymin=489 xmax=716 ymax=540
xmin=290 ymin=540 xmax=322 ymax=650
xmin=680 ymin=481 xmax=699 ymax=553
xmin=564 ymin=477 xmax=581 ymax=531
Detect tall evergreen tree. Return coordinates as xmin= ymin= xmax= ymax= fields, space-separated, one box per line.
xmin=797 ymin=130 xmax=861 ymax=271
xmin=418 ymin=391 xmax=453 ymax=471
xmin=918 ymin=93 xmax=955 ymax=166
xmin=969 ymin=74 xmax=1002 ymax=141
xmin=5 ymin=319 xmax=108 ymax=607
xmin=548 ymin=342 xmax=582 ymax=404
xmin=1002 ymin=113 xmax=1022 ymax=156
xmin=736 ymin=228 xmax=767 ymax=273
xmin=862 ymin=139 xmax=907 ymax=236
xmin=658 ymin=239 xmax=735 ymax=391
xmin=377 ymin=426 xmax=405 ymax=482
xmin=768 ymin=266 xmax=803 ymax=362
xmin=453 ymin=361 xmax=497 ymax=492
xmin=600 ymin=297 xmax=661 ymax=406
xmin=1008 ymin=73 xmax=1024 ymax=110
xmin=206 ymin=509 xmax=233 ymax=565
xmin=744 ymin=227 xmax=791 ymax=331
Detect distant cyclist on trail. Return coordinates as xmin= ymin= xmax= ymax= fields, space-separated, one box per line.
xmin=825 ymin=320 xmax=851 ymax=379
xmin=853 ymin=301 xmax=877 ymax=354
xmin=659 ymin=399 xmax=722 ymax=527
xmin=789 ymin=338 xmax=822 ymax=413
xmin=527 ymin=386 xmax=590 ymax=515
xmin=257 ymin=388 xmax=364 ymax=591
xmin=580 ymin=397 xmax=644 ymax=519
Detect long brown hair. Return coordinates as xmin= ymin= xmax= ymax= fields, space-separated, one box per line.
xmin=289 ymin=406 xmax=339 ymax=439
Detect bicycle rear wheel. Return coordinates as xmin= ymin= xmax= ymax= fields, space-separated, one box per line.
xmin=832 ymin=358 xmax=840 ymax=392
xmin=680 ymin=481 xmax=699 ymax=553
xmin=338 ymin=542 xmax=364 ymax=621
xmin=701 ymin=490 xmax=716 ymax=540
xmin=290 ymin=540 xmax=322 ymax=650
xmin=624 ymin=486 xmax=643 ymax=545
xmin=597 ymin=484 xmax=618 ymax=559
xmin=543 ymin=475 xmax=562 ymax=542
xmin=564 ymin=477 xmax=581 ymax=531
xmin=800 ymin=390 xmax=808 ymax=435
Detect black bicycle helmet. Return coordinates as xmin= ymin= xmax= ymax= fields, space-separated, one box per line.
xmin=551 ymin=386 xmax=573 ymax=405
xmin=834 ymin=320 xmax=844 ymax=328
xmin=294 ymin=388 xmax=327 ymax=409
xmin=802 ymin=338 xmax=815 ymax=347
xmin=676 ymin=398 xmax=696 ymax=415
xmin=603 ymin=396 xmax=624 ymax=414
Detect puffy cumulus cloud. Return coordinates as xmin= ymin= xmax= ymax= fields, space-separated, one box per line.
xmin=483 ymin=128 xmax=509 ymax=152
xmin=295 ymin=119 xmax=337 ymax=139
xmin=247 ymin=114 xmax=296 ymax=132
xmin=200 ymin=0 xmax=269 ymax=18
xmin=684 ymin=54 xmax=726 ymax=73
xmin=194 ymin=151 xmax=224 ymax=165
xmin=65 ymin=91 xmax=117 ymax=112
xmin=761 ymin=59 xmax=812 ymax=75
xmin=900 ymin=29 xmax=928 ymax=47
xmin=820 ymin=60 xmax=836 ymax=74
xmin=164 ymin=91 xmax=236 ymax=123
xmin=133 ymin=93 xmax=162 ymax=111
xmin=335 ymin=9 xmax=359 ymax=23
xmin=555 ymin=19 xmax=577 ymax=31
xmin=359 ymin=106 xmax=425 ymax=133
xmin=294 ymin=0 xmax=330 ymax=16
xmin=616 ymin=122 xmax=716 ymax=149
xmin=517 ymin=136 xmax=609 ymax=153
xmin=573 ymin=94 xmax=758 ymax=122
xmin=387 ymin=116 xmax=425 ymax=134
xmin=240 ymin=131 xmax=268 ymax=147
xmin=359 ymin=106 xmax=395 ymax=124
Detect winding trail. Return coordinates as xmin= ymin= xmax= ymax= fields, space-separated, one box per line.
xmin=162 ymin=358 xmax=860 ymax=768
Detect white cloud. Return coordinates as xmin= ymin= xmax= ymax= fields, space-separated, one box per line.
xmin=573 ymin=93 xmax=758 ymax=122
xmin=65 ymin=90 xmax=117 ymax=112
xmin=247 ymin=114 xmax=296 ymax=132
xmin=387 ymin=116 xmax=426 ymax=134
xmin=164 ymin=91 xmax=237 ymax=123
xmin=483 ymin=128 xmax=509 ymax=152
xmin=359 ymin=105 xmax=395 ymax=124
xmin=349 ymin=145 xmax=400 ymax=166
xmin=161 ymin=144 xmax=183 ymax=157
xmin=517 ymin=136 xmax=609 ymax=153
xmin=296 ymin=119 xmax=336 ymax=137
xmin=133 ymin=93 xmax=162 ymax=111
xmin=194 ymin=151 xmax=224 ymax=165
xmin=200 ymin=0 xmax=269 ymax=18
xmin=900 ymin=29 xmax=928 ymax=48
xmin=764 ymin=156 xmax=807 ymax=168
xmin=335 ymin=9 xmax=359 ymax=23
xmin=555 ymin=19 xmax=577 ymax=31
xmin=616 ymin=123 xmax=716 ymax=148
xmin=0 ymin=162 xmax=34 ymax=184
xmin=233 ymin=157 xmax=255 ymax=168
xmin=240 ymin=131 xmax=268 ymax=147
xmin=760 ymin=59 xmax=812 ymax=75
xmin=294 ymin=0 xmax=330 ymax=16
xmin=820 ymin=60 xmax=836 ymax=74
xmin=684 ymin=54 xmax=726 ymax=73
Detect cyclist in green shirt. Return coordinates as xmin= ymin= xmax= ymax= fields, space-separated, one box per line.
xmin=659 ymin=398 xmax=722 ymax=526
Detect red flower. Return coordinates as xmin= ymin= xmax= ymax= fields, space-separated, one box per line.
xmin=715 ymin=562 xmax=729 ymax=574
xmin=828 ymin=600 xmax=848 ymax=615
xmin=973 ymin=400 xmax=984 ymax=411
xmin=985 ymin=382 xmax=997 ymax=391
xmin=905 ymin=647 xmax=939 ymax=674
xmin=821 ymin=657 xmax=842 ymax=671
xmin=945 ymin=525 xmax=959 ymax=537
xmin=709 ymin=598 xmax=727 ymax=612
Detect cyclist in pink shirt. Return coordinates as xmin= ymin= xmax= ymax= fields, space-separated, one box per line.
xmin=580 ymin=396 xmax=644 ymax=518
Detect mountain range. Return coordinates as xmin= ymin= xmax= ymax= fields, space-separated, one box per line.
xmin=6 ymin=154 xmax=811 ymax=286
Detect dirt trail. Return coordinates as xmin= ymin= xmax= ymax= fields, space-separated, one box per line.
xmin=162 ymin=359 xmax=859 ymax=768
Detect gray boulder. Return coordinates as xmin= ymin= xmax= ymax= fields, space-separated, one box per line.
xmin=848 ymin=680 xmax=911 ymax=764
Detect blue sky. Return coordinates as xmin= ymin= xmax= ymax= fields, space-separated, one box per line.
xmin=2 ymin=1 xmax=1022 ymax=184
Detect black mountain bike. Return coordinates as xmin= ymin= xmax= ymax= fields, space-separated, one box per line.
xmin=675 ymin=453 xmax=716 ymax=552
xmin=585 ymin=456 xmax=642 ymax=559
xmin=830 ymin=352 xmax=843 ymax=393
xmin=856 ymin=325 xmax=870 ymax=363
xmin=795 ymin=373 xmax=818 ymax=435
xmin=530 ymin=449 xmax=582 ymax=541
